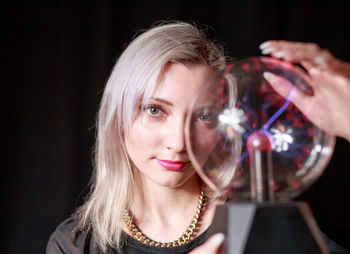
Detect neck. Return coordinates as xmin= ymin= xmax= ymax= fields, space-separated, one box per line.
xmin=127 ymin=174 xmax=203 ymax=242
xmin=132 ymin=174 xmax=201 ymax=220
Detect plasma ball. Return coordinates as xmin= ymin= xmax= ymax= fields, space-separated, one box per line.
xmin=186 ymin=56 xmax=335 ymax=201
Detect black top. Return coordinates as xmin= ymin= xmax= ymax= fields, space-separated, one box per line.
xmin=46 ymin=217 xmax=207 ymax=254
xmin=46 ymin=217 xmax=349 ymax=254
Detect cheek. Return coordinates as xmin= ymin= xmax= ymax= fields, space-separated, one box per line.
xmin=192 ymin=125 xmax=218 ymax=149
xmin=125 ymin=121 xmax=163 ymax=159
xmin=190 ymin=127 xmax=219 ymax=164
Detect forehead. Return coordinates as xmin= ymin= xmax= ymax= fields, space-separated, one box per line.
xmin=151 ymin=63 xmax=213 ymax=102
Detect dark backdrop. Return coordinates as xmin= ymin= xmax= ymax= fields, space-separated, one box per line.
xmin=4 ymin=1 xmax=350 ymax=253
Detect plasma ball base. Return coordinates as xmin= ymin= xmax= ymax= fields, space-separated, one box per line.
xmin=207 ymin=202 xmax=328 ymax=254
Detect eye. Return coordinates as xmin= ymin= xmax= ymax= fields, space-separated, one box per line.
xmin=197 ymin=112 xmax=211 ymax=122
xmin=195 ymin=109 xmax=217 ymax=123
xmin=148 ymin=106 xmax=161 ymax=115
xmin=143 ymin=104 xmax=165 ymax=118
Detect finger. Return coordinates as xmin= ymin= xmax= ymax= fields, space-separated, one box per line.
xmin=263 ymin=71 xmax=339 ymax=135
xmin=260 ymin=40 xmax=320 ymax=57
xmin=189 ymin=233 xmax=225 ymax=254
xmin=263 ymin=72 xmax=310 ymax=111
xmin=259 ymin=40 xmax=283 ymax=55
xmin=300 ymin=60 xmax=314 ymax=71
xmin=260 ymin=41 xmax=334 ymax=70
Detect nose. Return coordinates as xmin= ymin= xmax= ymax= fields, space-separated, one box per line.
xmin=164 ymin=117 xmax=186 ymax=152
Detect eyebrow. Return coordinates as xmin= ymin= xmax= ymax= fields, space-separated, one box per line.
xmin=152 ymin=97 xmax=174 ymax=106
xmin=194 ymin=105 xmax=220 ymax=111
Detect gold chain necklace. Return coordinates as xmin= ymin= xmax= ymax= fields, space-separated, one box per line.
xmin=123 ymin=191 xmax=206 ymax=248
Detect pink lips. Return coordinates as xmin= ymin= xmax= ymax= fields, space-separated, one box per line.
xmin=156 ymin=159 xmax=189 ymax=171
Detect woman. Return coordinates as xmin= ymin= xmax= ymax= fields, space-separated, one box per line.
xmin=47 ymin=21 xmax=350 ymax=253
xmin=46 ymin=21 xmax=228 ymax=254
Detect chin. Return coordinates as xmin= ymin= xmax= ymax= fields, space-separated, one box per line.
xmin=156 ymin=171 xmax=198 ymax=188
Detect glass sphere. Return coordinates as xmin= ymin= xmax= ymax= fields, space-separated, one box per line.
xmin=185 ymin=57 xmax=336 ymax=201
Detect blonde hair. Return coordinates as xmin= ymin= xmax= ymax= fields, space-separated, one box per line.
xmin=75 ymin=21 xmax=227 ymax=252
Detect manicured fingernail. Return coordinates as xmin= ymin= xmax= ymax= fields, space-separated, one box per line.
xmin=263 ymin=71 xmax=276 ymax=82
xmin=261 ymin=47 xmax=273 ymax=55
xmin=273 ymin=51 xmax=285 ymax=58
xmin=209 ymin=233 xmax=225 ymax=248
xmin=259 ymin=41 xmax=271 ymax=49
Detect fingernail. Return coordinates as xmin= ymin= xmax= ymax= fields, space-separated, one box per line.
xmin=261 ymin=47 xmax=273 ymax=55
xmin=209 ymin=233 xmax=225 ymax=248
xmin=259 ymin=41 xmax=271 ymax=50
xmin=263 ymin=71 xmax=276 ymax=82
xmin=273 ymin=51 xmax=285 ymax=58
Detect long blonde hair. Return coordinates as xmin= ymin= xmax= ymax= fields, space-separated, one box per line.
xmin=75 ymin=21 xmax=227 ymax=252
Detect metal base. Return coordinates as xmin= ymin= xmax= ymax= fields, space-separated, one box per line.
xmin=207 ymin=202 xmax=329 ymax=254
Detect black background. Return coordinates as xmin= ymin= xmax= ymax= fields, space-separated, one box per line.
xmin=4 ymin=1 xmax=350 ymax=253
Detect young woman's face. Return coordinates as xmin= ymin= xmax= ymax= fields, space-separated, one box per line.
xmin=125 ymin=63 xmax=215 ymax=189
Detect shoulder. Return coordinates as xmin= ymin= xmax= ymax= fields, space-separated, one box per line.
xmin=46 ymin=217 xmax=99 ymax=254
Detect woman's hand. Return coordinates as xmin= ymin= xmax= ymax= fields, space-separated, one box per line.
xmin=189 ymin=233 xmax=225 ymax=254
xmin=260 ymin=40 xmax=350 ymax=142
